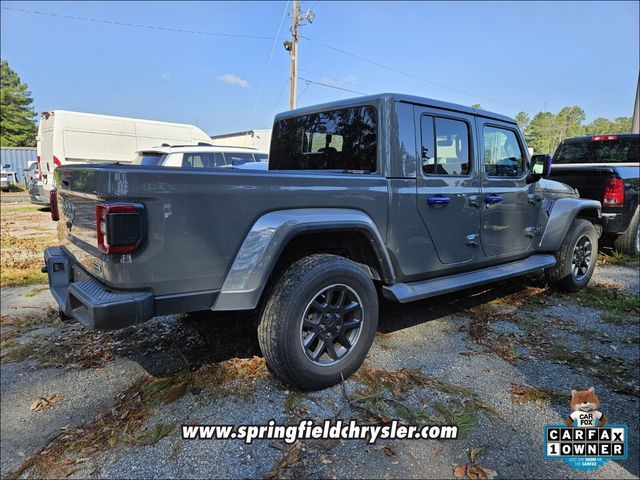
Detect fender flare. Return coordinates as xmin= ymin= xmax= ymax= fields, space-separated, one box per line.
xmin=213 ymin=208 xmax=395 ymax=311
xmin=537 ymin=198 xmax=602 ymax=252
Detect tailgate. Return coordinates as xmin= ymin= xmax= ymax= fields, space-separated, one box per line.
xmin=548 ymin=165 xmax=614 ymax=202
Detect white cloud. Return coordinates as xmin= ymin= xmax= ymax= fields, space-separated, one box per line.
xmin=160 ymin=72 xmax=171 ymax=80
xmin=218 ymin=73 xmax=249 ymax=88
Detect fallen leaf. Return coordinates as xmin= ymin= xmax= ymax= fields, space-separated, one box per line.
xmin=453 ymin=464 xmax=466 ymax=478
xmin=108 ymin=436 xmax=116 ymax=448
xmin=469 ymin=447 xmax=482 ymax=462
xmin=30 ymin=393 xmax=64 ymax=412
xmin=383 ymin=446 xmax=397 ymax=457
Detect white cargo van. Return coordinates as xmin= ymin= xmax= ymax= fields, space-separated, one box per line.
xmin=31 ymin=111 xmax=213 ymax=204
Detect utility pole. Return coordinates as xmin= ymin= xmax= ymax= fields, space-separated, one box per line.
xmin=289 ymin=0 xmax=299 ymax=110
xmin=632 ymin=72 xmax=639 ymax=134
xmin=283 ymin=1 xmax=314 ymax=110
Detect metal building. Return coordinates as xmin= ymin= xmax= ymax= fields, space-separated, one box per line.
xmin=210 ymin=129 xmax=272 ymax=151
xmin=0 ymin=147 xmax=37 ymax=184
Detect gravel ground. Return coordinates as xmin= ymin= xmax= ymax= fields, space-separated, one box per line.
xmin=1 ymin=201 xmax=638 ymax=479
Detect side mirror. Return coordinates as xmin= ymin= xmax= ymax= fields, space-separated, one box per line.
xmin=527 ymin=154 xmax=552 ymax=184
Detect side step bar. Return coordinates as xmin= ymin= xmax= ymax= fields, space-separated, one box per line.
xmin=383 ymin=254 xmax=556 ymax=303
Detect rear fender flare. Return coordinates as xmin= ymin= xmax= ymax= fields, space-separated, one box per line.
xmin=213 ymin=208 xmax=394 ymax=311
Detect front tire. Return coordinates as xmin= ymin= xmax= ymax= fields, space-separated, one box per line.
xmin=545 ymin=218 xmax=598 ymax=292
xmin=258 ymin=254 xmax=378 ymax=390
xmin=613 ymin=208 xmax=640 ymax=256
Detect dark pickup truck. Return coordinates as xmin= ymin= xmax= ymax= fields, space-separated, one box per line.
xmin=548 ymin=134 xmax=639 ymax=255
xmin=44 ymin=94 xmax=602 ymax=390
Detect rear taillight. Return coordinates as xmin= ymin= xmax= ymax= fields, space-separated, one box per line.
xmin=603 ymin=177 xmax=624 ymax=207
xmin=50 ymin=190 xmax=59 ymax=221
xmin=37 ymin=155 xmax=43 ymax=180
xmin=592 ymin=135 xmax=618 ymax=141
xmin=96 ymin=203 xmax=146 ymax=254
xmin=53 ymin=155 xmax=62 ymax=167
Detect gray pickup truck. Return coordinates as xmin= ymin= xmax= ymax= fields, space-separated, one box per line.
xmin=44 ymin=94 xmax=601 ymax=390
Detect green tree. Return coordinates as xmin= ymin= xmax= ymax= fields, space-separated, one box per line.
xmin=514 ymin=111 xmax=530 ymax=135
xmin=525 ymin=111 xmax=556 ymax=153
xmin=613 ymin=116 xmax=632 ymax=133
xmin=555 ymin=106 xmax=585 ymax=140
xmin=1 ymin=60 xmax=37 ymax=146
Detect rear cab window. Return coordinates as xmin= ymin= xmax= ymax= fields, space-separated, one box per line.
xmin=554 ymin=136 xmax=639 ymax=164
xmin=270 ymin=105 xmax=377 ymax=172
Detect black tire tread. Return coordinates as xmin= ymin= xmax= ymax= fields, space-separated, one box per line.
xmin=258 ymin=254 xmax=377 ymax=390
xmin=613 ymin=208 xmax=639 ymax=256
xmin=545 ymin=218 xmax=597 ymax=291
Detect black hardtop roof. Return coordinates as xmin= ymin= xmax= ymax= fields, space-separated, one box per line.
xmin=562 ymin=133 xmax=639 ymax=143
xmin=274 ymin=93 xmax=516 ymax=124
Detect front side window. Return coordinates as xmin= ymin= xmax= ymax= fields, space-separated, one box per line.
xmin=270 ymin=105 xmax=377 ymax=171
xmin=421 ymin=116 xmax=471 ymax=176
xmin=483 ymin=126 xmax=525 ymax=177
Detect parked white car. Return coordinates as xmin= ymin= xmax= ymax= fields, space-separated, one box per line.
xmin=31 ymin=110 xmax=213 ymax=205
xmin=1 ymin=165 xmax=18 ymax=191
xmin=134 ymin=145 xmax=268 ymax=168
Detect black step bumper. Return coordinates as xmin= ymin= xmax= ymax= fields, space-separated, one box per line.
xmin=44 ymin=247 xmax=154 ymax=330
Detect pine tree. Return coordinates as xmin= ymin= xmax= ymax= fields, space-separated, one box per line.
xmin=1 ymin=60 xmax=37 ymax=146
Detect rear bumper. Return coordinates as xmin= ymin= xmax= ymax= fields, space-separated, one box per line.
xmin=29 ymin=182 xmax=50 ymax=206
xmin=44 ymin=246 xmax=219 ymax=330
xmin=44 ymin=247 xmax=154 ymax=329
xmin=598 ymin=212 xmax=631 ymax=235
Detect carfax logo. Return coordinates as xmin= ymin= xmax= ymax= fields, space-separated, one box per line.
xmin=544 ymin=387 xmax=628 ymax=471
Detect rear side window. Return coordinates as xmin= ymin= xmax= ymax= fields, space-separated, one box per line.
xmin=182 ymin=152 xmax=224 ymax=168
xmin=270 ymin=105 xmax=377 ymax=172
xmin=483 ymin=126 xmax=525 ymax=177
xmin=254 ymin=153 xmax=268 ymax=162
xmin=223 ymin=152 xmax=255 ymax=165
xmin=421 ymin=116 xmax=471 ymax=176
xmin=554 ymin=137 xmax=639 ymax=164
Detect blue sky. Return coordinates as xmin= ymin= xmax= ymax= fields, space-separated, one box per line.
xmin=1 ymin=1 xmax=638 ymax=135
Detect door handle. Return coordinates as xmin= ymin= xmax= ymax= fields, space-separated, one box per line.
xmin=427 ymin=195 xmax=451 ymax=206
xmin=484 ymin=194 xmax=503 ymax=204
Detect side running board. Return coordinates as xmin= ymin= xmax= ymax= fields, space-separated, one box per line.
xmin=383 ymin=254 xmax=556 ymax=303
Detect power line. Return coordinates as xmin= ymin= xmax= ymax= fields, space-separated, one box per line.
xmin=298 ymin=77 xmax=369 ymax=96
xmin=300 ymin=34 xmax=536 ymax=113
xmin=2 ymin=6 xmax=280 ymax=41
xmin=299 ymin=68 xmax=382 ymax=93
xmin=268 ymin=1 xmax=290 ymax=65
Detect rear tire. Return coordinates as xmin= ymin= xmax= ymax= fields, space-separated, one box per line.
xmin=258 ymin=254 xmax=378 ymax=390
xmin=613 ymin=208 xmax=640 ymax=256
xmin=545 ymin=219 xmax=598 ymax=292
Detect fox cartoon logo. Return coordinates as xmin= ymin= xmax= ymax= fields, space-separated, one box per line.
xmin=565 ymin=387 xmax=607 ymax=428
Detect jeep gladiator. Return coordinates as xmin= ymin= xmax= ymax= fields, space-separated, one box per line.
xmin=44 ymin=94 xmax=601 ymax=389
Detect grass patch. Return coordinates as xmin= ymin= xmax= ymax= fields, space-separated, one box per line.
xmin=0 ymin=267 xmax=47 ymax=287
xmin=25 ymin=285 xmax=48 ymax=297
xmin=0 ymin=342 xmax=35 ymax=362
xmin=285 ymin=390 xmax=308 ymax=415
xmin=597 ymin=251 xmax=639 ymax=266
xmin=577 ymin=285 xmax=639 ymax=323
xmin=433 ymin=400 xmax=479 ymax=438
xmin=509 ymin=384 xmax=570 ymax=406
